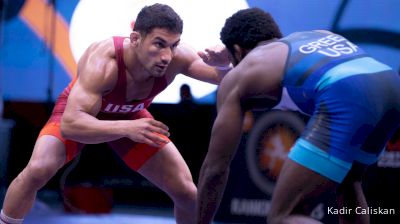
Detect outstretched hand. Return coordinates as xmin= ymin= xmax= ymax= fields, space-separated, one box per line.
xmin=198 ymin=45 xmax=231 ymax=67
xmin=126 ymin=118 xmax=170 ymax=147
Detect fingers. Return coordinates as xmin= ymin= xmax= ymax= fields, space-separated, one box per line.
xmin=126 ymin=119 xmax=170 ymax=147
xmin=142 ymin=119 xmax=170 ymax=147
xmin=198 ymin=51 xmax=210 ymax=63
xmin=143 ymin=131 xmax=170 ymax=147
xmin=133 ymin=130 xmax=169 ymax=148
xmin=143 ymin=140 xmax=162 ymax=148
xmin=198 ymin=51 xmax=207 ymax=58
xmin=205 ymin=45 xmax=227 ymax=55
xmin=205 ymin=48 xmax=218 ymax=55
xmin=140 ymin=136 xmax=164 ymax=148
xmin=147 ymin=125 xmax=170 ymax=138
xmin=201 ymin=45 xmax=231 ymax=67
xmin=199 ymin=47 xmax=223 ymax=58
xmin=148 ymin=119 xmax=169 ymax=135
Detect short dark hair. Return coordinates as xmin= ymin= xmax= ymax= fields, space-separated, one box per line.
xmin=220 ymin=8 xmax=282 ymax=55
xmin=134 ymin=3 xmax=183 ymax=35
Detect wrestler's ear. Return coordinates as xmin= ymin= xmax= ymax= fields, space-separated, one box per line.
xmin=130 ymin=32 xmax=140 ymax=45
xmin=233 ymin=44 xmax=244 ymax=63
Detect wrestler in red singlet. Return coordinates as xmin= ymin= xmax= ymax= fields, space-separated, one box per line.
xmin=39 ymin=36 xmax=170 ymax=170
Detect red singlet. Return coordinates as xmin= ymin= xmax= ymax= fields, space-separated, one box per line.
xmin=39 ymin=36 xmax=170 ymax=170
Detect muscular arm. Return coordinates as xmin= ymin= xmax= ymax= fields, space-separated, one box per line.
xmin=61 ymin=41 xmax=127 ymax=144
xmin=61 ymin=79 xmax=126 ymax=144
xmin=196 ymin=44 xmax=284 ymax=223
xmin=177 ymin=43 xmax=230 ymax=84
xmin=61 ymin=40 xmax=169 ymax=145
xmin=196 ymin=70 xmax=244 ymax=223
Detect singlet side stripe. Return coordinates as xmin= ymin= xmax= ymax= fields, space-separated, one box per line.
xmin=316 ymin=57 xmax=392 ymax=91
xmin=295 ymin=54 xmax=366 ymax=86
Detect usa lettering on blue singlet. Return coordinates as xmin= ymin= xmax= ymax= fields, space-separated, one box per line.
xmin=298 ymin=34 xmax=358 ymax=57
xmin=104 ymin=103 xmax=145 ymax=113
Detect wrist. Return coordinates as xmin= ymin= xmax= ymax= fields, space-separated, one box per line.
xmin=113 ymin=120 xmax=128 ymax=138
xmin=215 ymin=63 xmax=233 ymax=71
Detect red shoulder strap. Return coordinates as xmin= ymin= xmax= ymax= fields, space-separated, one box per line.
xmin=107 ymin=36 xmax=127 ymax=103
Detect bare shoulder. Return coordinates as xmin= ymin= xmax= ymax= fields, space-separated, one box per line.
xmin=240 ymin=42 xmax=287 ymax=81
xmin=78 ymin=38 xmax=116 ymax=73
xmin=226 ymin=42 xmax=287 ymax=100
xmin=77 ymin=38 xmax=118 ymax=92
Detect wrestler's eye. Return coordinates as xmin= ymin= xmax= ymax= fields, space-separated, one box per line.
xmin=155 ymin=41 xmax=165 ymax=49
xmin=171 ymin=42 xmax=179 ymax=49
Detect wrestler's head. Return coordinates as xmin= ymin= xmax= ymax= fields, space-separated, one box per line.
xmin=133 ymin=3 xmax=183 ymax=36
xmin=220 ymin=8 xmax=282 ymax=65
xmin=130 ymin=4 xmax=183 ymax=77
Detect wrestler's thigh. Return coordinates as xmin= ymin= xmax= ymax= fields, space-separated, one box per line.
xmin=137 ymin=142 xmax=193 ymax=192
xmin=28 ymin=135 xmax=67 ymax=171
xmin=269 ymin=159 xmax=337 ymax=218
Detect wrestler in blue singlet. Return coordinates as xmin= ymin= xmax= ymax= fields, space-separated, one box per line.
xmin=274 ymin=31 xmax=400 ymax=182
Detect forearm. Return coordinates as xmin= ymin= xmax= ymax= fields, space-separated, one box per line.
xmin=209 ymin=64 xmax=233 ymax=84
xmin=186 ymin=58 xmax=232 ymax=85
xmin=196 ymin=161 xmax=230 ymax=224
xmin=61 ymin=112 xmax=127 ymax=144
xmin=214 ymin=67 xmax=231 ymax=84
xmin=196 ymin=105 xmax=244 ymax=223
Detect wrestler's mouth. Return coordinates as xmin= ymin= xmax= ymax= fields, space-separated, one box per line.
xmin=155 ymin=64 xmax=167 ymax=72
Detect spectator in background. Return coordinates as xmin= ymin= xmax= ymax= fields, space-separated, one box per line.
xmin=179 ymin=84 xmax=197 ymax=110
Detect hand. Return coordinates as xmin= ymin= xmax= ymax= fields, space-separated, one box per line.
xmin=198 ymin=45 xmax=231 ymax=67
xmin=126 ymin=118 xmax=170 ymax=147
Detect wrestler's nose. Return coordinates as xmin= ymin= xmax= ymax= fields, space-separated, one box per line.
xmin=160 ymin=48 xmax=172 ymax=64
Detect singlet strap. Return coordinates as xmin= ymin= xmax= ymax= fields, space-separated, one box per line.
xmin=110 ymin=36 xmax=127 ymax=103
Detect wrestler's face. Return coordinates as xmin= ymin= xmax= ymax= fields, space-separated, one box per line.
xmin=133 ymin=28 xmax=181 ymax=77
xmin=227 ymin=49 xmax=239 ymax=67
xmin=229 ymin=44 xmax=250 ymax=67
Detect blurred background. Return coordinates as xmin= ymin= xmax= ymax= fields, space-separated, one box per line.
xmin=0 ymin=0 xmax=399 ymax=223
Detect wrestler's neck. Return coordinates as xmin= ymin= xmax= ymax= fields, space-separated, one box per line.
xmin=124 ymin=44 xmax=155 ymax=83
